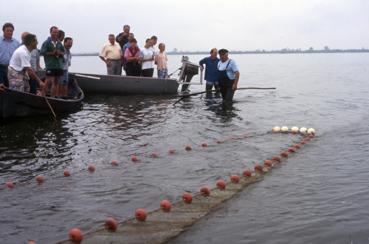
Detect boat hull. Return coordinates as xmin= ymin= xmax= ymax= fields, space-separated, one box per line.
xmin=70 ymin=73 xmax=179 ymax=95
xmin=0 ymin=81 xmax=84 ymax=119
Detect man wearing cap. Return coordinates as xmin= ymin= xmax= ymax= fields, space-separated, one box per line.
xmin=217 ymin=49 xmax=240 ymax=102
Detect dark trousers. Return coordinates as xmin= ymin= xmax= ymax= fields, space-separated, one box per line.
xmin=29 ymin=79 xmax=37 ymax=94
xmin=205 ymin=83 xmax=220 ymax=98
xmin=219 ymin=81 xmax=235 ymax=102
xmin=141 ymin=68 xmax=154 ymax=77
xmin=125 ymin=62 xmax=141 ymax=76
xmin=0 ymin=64 xmax=9 ymax=86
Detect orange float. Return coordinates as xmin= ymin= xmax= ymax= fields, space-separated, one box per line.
xmin=230 ymin=175 xmax=240 ymax=183
xmin=216 ymin=179 xmax=226 ymax=190
xmin=5 ymin=181 xmax=14 ymax=189
xmin=63 ymin=170 xmax=71 ymax=177
xmin=264 ymin=160 xmax=273 ymax=167
xmin=69 ymin=228 xmax=83 ymax=243
xmin=150 ymin=152 xmax=159 ymax=158
xmin=182 ymin=192 xmax=193 ymax=204
xmin=254 ymin=164 xmax=263 ymax=172
xmin=185 ymin=145 xmax=192 ymax=151
xmin=243 ymin=170 xmax=252 ymax=177
xmin=135 ymin=208 xmax=147 ymax=222
xmin=105 ymin=217 xmax=118 ymax=231
xmin=160 ymin=200 xmax=172 ymax=212
xmin=200 ymin=186 xmax=211 ymax=197
xmin=111 ymin=160 xmax=119 ymax=166
xmin=280 ymin=152 xmax=289 ymax=158
xmin=88 ymin=164 xmax=96 ymax=173
xmin=35 ymin=175 xmax=44 ymax=184
xmin=271 ymin=156 xmax=281 ymax=162
xmin=131 ymin=155 xmax=139 ymax=162
xmin=168 ymin=149 xmax=176 ymax=155
xmin=201 ymin=142 xmax=208 ymax=148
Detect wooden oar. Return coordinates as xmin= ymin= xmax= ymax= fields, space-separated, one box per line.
xmin=174 ymin=87 xmax=276 ymax=105
xmin=44 ymin=96 xmax=57 ymax=120
xmin=74 ymin=73 xmax=101 ymax=80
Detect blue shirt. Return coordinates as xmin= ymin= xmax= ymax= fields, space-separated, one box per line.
xmin=218 ymin=59 xmax=239 ymax=80
xmin=0 ymin=36 xmax=20 ymax=65
xmin=199 ymin=56 xmax=219 ymax=83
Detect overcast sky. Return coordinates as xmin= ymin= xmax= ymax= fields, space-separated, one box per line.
xmin=1 ymin=0 xmax=368 ymax=53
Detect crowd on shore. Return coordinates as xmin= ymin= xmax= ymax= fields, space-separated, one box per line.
xmin=99 ymin=24 xmax=168 ymax=79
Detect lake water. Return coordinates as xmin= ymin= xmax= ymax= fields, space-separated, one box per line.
xmin=1 ymin=53 xmax=369 ymax=243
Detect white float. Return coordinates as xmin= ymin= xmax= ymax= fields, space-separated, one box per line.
xmin=291 ymin=126 xmax=299 ymax=133
xmin=281 ymin=126 xmax=289 ymax=133
xmin=272 ymin=126 xmax=281 ymax=132
xmin=299 ymin=127 xmax=307 ymax=134
xmin=307 ymin=128 xmax=315 ymax=134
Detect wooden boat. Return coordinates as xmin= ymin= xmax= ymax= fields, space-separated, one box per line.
xmin=0 ymin=79 xmax=84 ymax=119
xmin=70 ymin=73 xmax=180 ymax=95
xmin=70 ymin=57 xmax=200 ymax=95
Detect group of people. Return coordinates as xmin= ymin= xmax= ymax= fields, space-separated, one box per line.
xmin=99 ymin=25 xmax=168 ymax=79
xmin=199 ymin=48 xmax=240 ymax=102
xmin=0 ymin=22 xmax=73 ymax=98
xmin=0 ymin=22 xmax=240 ymax=102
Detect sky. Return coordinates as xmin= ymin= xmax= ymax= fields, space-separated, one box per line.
xmin=1 ymin=0 xmax=368 ymax=53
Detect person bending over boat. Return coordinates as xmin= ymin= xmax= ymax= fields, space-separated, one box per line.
xmin=217 ymin=49 xmax=240 ymax=102
xmin=59 ymin=37 xmax=73 ymax=98
xmin=7 ymin=34 xmax=45 ymax=93
xmin=124 ymin=38 xmax=141 ymax=76
xmin=155 ymin=43 xmax=168 ymax=78
xmin=140 ymin=38 xmax=155 ymax=77
xmin=0 ymin=23 xmax=20 ymax=87
xmin=41 ymin=26 xmax=65 ymax=97
xmin=99 ymin=34 xmax=122 ymax=76
xmin=199 ymin=48 xmax=220 ymax=97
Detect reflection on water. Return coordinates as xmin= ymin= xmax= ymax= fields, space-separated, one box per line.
xmin=1 ymin=54 xmax=369 ymax=243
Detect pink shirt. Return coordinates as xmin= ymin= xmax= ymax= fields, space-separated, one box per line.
xmin=155 ymin=52 xmax=168 ymax=70
xmin=124 ymin=47 xmax=140 ymax=59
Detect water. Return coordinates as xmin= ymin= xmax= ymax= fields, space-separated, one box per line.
xmin=1 ymin=53 xmax=369 ymax=244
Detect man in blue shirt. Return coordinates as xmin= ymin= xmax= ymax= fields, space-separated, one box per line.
xmin=217 ymin=49 xmax=240 ymax=102
xmin=0 ymin=23 xmax=20 ymax=86
xmin=199 ymin=48 xmax=220 ymax=96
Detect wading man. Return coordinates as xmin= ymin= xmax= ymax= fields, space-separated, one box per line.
xmin=199 ymin=48 xmax=220 ymax=97
xmin=217 ymin=49 xmax=240 ymax=102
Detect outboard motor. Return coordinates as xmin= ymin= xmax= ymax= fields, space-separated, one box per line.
xmin=178 ymin=56 xmax=199 ymax=92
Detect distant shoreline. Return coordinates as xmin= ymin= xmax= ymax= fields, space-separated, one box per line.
xmin=73 ymin=49 xmax=369 ymax=56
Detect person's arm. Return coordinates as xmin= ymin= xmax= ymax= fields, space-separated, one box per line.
xmin=26 ymin=67 xmax=45 ymax=90
xmin=232 ymin=71 xmax=240 ymax=91
xmin=99 ymin=46 xmax=111 ymax=66
xmin=199 ymin=58 xmax=206 ymax=70
xmin=40 ymin=42 xmax=57 ymax=57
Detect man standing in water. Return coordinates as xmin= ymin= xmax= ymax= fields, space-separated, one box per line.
xmin=199 ymin=48 xmax=220 ymax=96
xmin=217 ymin=49 xmax=240 ymax=102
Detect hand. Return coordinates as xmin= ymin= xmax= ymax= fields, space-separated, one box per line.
xmin=200 ymin=66 xmax=204 ymax=71
xmin=232 ymin=82 xmax=238 ymax=91
xmin=38 ymin=80 xmax=46 ymax=89
xmin=0 ymin=84 xmax=5 ymax=93
xmin=106 ymin=60 xmax=112 ymax=67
